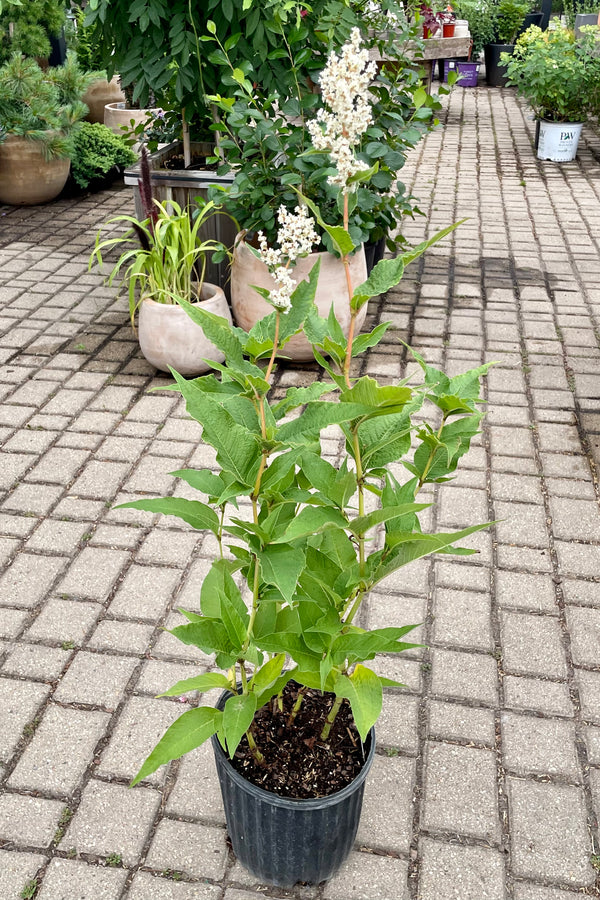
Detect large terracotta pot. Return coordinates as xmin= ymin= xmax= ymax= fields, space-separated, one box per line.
xmin=0 ymin=136 xmax=70 ymax=206
xmin=82 ymin=77 xmax=125 ymax=124
xmin=230 ymin=236 xmax=369 ymax=361
xmin=137 ymin=283 xmax=232 ymax=376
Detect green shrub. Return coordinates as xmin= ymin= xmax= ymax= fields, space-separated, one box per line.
xmin=70 ymin=122 xmax=136 ymax=188
xmin=0 ymin=0 xmax=66 ymax=65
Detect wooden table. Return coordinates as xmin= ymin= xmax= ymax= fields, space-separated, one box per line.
xmin=371 ymin=36 xmax=473 ymax=90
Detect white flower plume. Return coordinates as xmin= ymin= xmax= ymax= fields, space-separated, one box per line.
xmin=256 ymin=205 xmax=319 ymax=313
xmin=307 ymin=27 xmax=376 ymax=193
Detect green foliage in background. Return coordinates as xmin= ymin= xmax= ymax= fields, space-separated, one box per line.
xmin=70 ymin=122 xmax=136 ymax=188
xmin=0 ymin=52 xmax=90 ymax=158
xmin=0 ymin=0 xmax=66 ymax=65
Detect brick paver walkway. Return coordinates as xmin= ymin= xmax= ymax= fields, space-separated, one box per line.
xmin=0 ymin=86 xmax=599 ymax=900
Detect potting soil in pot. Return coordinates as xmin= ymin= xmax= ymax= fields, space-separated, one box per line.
xmin=231 ymin=682 xmax=365 ymax=798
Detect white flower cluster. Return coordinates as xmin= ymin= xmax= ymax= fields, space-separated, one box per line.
xmin=256 ymin=205 xmax=319 ymax=313
xmin=307 ymin=27 xmax=376 ymax=193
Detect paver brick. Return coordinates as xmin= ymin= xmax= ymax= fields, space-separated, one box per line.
xmin=323 ymin=851 xmax=409 ymax=900
xmin=575 ymin=669 xmax=600 ymax=724
xmin=70 ymin=460 xmax=131 ymax=499
xmin=166 ymin=739 xmax=224 ymax=824
xmin=0 ymin=677 xmax=50 ymax=762
xmin=0 ymin=606 xmax=28 ymax=638
xmin=508 ymin=779 xmax=593 ymax=885
xmin=145 ymin=819 xmax=228 ymax=880
xmin=53 ymin=651 xmax=138 ymax=708
xmin=496 ymin=570 xmax=557 ymax=613
xmin=108 ymin=564 xmax=181 ymax=620
xmin=428 ymin=699 xmax=495 ymax=745
xmin=2 ymin=642 xmax=71 ymax=680
xmin=418 ymin=838 xmax=505 ymax=900
xmin=25 ymin=448 xmax=89 ymax=485
xmin=58 ymin=547 xmax=129 ymax=599
xmin=503 ymin=675 xmax=573 ymax=718
xmin=128 ymin=874 xmax=221 ymax=900
xmin=8 ymin=703 xmax=109 ymax=794
xmin=422 ymin=742 xmax=499 ymax=840
xmin=98 ymin=696 xmax=188 ymax=785
xmin=87 ymin=619 xmax=154 ymax=654
xmin=63 ymin=779 xmax=160 ymax=864
xmin=357 ymin=754 xmax=414 ymax=852
xmin=2 ymin=482 xmax=63 ymax=515
xmin=500 ymin=610 xmax=568 ymax=678
xmin=431 ymin=648 xmax=499 ymax=705
xmin=513 ymin=886 xmax=586 ymax=900
xmin=26 ymin=519 xmax=88 ymax=554
xmin=565 ymin=606 xmax=600 ymax=666
xmin=501 ymin=712 xmax=579 ymax=778
xmin=36 ymin=858 xmax=127 ymax=900
xmin=432 ymin=588 xmax=492 ymax=650
xmin=0 ymin=849 xmax=45 ymax=900
xmin=135 ymin=530 xmax=200 ymax=568
xmin=26 ymin=598 xmax=101 ymax=644
xmin=0 ymin=553 xmax=67 ymax=611
xmin=375 ymin=693 xmax=419 ymax=753
xmin=555 ymin=541 xmax=600 ymax=578
xmin=0 ymin=793 xmax=65 ymax=847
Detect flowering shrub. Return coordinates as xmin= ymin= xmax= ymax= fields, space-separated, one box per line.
xmin=119 ymin=30 xmax=489 ymax=785
xmin=503 ymin=23 xmax=600 ymax=122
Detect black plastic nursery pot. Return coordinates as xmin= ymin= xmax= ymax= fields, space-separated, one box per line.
xmin=364 ymin=235 xmax=387 ymax=275
xmin=484 ymin=43 xmax=514 ymax=87
xmin=211 ymin=691 xmax=376 ymax=888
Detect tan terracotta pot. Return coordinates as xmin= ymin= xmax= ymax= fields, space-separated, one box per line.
xmin=230 ymin=236 xmax=369 ymax=361
xmin=137 ymin=283 xmax=232 ymax=376
xmin=0 ymin=136 xmax=70 ymax=206
xmin=104 ymin=102 xmax=156 ymax=152
xmin=82 ymin=77 xmax=125 ymax=124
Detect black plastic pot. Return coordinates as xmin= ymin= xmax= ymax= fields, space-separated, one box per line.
xmin=364 ymin=235 xmax=387 ymax=275
xmin=518 ymin=11 xmax=544 ymax=37
xmin=484 ymin=43 xmax=514 ymax=87
xmin=211 ymin=691 xmax=376 ymax=888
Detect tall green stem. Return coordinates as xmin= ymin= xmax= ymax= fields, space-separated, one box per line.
xmin=321 ymin=695 xmax=344 ymax=741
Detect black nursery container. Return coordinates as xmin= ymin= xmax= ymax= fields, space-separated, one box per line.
xmin=211 ymin=692 xmax=376 ymax=888
xmin=484 ymin=43 xmax=514 ymax=87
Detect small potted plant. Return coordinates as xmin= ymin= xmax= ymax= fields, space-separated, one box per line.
xmin=118 ymin=29 xmax=491 ymax=889
xmin=90 ymin=150 xmax=233 ymax=375
xmin=502 ymin=23 xmax=600 ymax=161
xmin=419 ymin=2 xmax=442 ymax=37
xmin=484 ymin=0 xmax=532 ymax=86
xmin=0 ymin=52 xmax=90 ymax=205
xmin=441 ymin=4 xmax=457 ymax=36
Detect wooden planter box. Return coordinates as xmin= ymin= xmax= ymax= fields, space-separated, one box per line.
xmin=123 ymin=142 xmax=237 ymax=297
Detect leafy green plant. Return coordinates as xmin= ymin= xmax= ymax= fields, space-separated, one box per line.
xmin=0 ymin=0 xmax=66 ymax=65
xmin=206 ymin=3 xmax=446 ymax=254
xmin=66 ymin=3 xmax=106 ymax=73
xmin=503 ymin=23 xmax=600 ymax=122
xmin=493 ymin=0 xmax=531 ymax=43
xmin=451 ymin=0 xmax=496 ymax=56
xmin=91 ymin=194 xmax=230 ymax=327
xmin=0 ymin=52 xmax=90 ymax=159
xmin=118 ymin=30 xmax=490 ymax=788
xmin=70 ymin=122 xmax=136 ymax=188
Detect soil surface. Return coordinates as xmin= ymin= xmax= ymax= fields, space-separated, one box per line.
xmin=231 ymin=682 xmax=366 ymax=799
xmin=162 ymin=154 xmax=217 ymax=171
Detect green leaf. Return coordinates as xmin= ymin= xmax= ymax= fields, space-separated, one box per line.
xmin=171 ymin=369 xmax=261 ymax=486
xmin=272 ymin=382 xmax=333 ymax=419
xmin=341 ymin=376 xmax=412 ymax=416
xmin=349 ymin=503 xmax=431 ymax=536
xmin=276 ymin=402 xmax=373 ymax=445
xmin=274 ymin=507 xmax=348 ymax=543
xmin=351 ymin=322 xmax=391 ymax=356
xmin=159 ymin=673 xmax=231 ymax=697
xmin=114 ymin=497 xmax=220 ymax=534
xmin=258 ymin=544 xmax=305 ymax=602
xmin=223 ymin=691 xmax=257 ymax=756
xmin=170 ymin=618 xmax=232 ymax=655
xmin=335 ymin=665 xmax=382 ymax=742
xmin=250 ymin=653 xmax=286 ymax=693
xmin=131 ymin=706 xmax=222 ymax=786
xmin=373 ymin=523 xmax=491 ymax=585
xmin=171 ymin=469 xmax=224 ymax=498
xmin=352 ymin=256 xmax=404 ymax=310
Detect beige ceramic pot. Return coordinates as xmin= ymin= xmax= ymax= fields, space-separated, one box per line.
xmin=230 ymin=236 xmax=369 ymax=361
xmin=104 ymin=102 xmax=156 ymax=151
xmin=0 ymin=136 xmax=70 ymax=206
xmin=82 ymin=77 xmax=125 ymax=124
xmin=138 ymin=283 xmax=232 ymax=376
